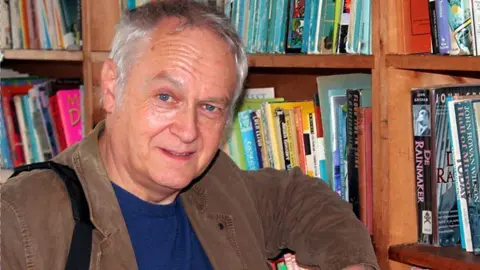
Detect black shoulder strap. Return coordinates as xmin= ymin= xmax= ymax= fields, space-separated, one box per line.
xmin=10 ymin=161 xmax=93 ymax=270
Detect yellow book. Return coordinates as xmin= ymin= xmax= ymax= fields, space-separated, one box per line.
xmin=265 ymin=101 xmax=314 ymax=170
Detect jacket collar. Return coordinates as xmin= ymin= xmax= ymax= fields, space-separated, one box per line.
xmin=63 ymin=121 xmax=127 ymax=238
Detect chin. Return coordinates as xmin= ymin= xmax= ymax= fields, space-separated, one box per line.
xmin=149 ymin=169 xmax=197 ymax=190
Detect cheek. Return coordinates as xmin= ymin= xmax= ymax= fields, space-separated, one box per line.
xmin=199 ymin=119 xmax=225 ymax=147
xmin=132 ymin=103 xmax=178 ymax=142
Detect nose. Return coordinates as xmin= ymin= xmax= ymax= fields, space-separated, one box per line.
xmin=170 ymin=106 xmax=199 ymax=144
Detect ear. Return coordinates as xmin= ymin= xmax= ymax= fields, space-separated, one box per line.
xmin=101 ymin=59 xmax=117 ymax=113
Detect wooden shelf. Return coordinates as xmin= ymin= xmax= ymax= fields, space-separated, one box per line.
xmin=1 ymin=50 xmax=83 ymax=61
xmin=247 ymin=54 xmax=373 ymax=69
xmin=389 ymin=243 xmax=480 ymax=270
xmin=90 ymin=51 xmax=373 ymax=69
xmin=387 ymin=54 xmax=480 ymax=71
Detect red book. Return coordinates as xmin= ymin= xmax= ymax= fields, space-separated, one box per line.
xmin=1 ymin=81 xmax=41 ymax=166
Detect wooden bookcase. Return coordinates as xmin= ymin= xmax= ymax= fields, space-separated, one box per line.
xmin=3 ymin=0 xmax=480 ymax=269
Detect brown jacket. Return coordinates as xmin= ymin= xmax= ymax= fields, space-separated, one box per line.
xmin=1 ymin=122 xmax=379 ymax=270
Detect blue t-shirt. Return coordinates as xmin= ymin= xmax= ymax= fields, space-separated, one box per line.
xmin=112 ymin=182 xmax=213 ymax=270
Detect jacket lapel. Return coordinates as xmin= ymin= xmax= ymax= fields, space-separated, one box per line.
xmin=58 ymin=122 xmax=138 ymax=269
xmin=181 ymin=184 xmax=246 ymax=270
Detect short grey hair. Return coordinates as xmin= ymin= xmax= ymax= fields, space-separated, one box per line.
xmin=109 ymin=0 xmax=248 ymax=122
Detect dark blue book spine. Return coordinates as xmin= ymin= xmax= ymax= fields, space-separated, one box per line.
xmin=435 ymin=0 xmax=451 ymax=54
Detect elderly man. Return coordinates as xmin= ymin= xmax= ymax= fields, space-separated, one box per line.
xmin=1 ymin=1 xmax=378 ymax=269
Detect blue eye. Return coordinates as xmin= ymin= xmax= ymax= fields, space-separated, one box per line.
xmin=158 ymin=93 xmax=172 ymax=102
xmin=204 ymin=104 xmax=218 ymax=112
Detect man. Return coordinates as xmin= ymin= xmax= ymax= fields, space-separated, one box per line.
xmin=1 ymin=1 xmax=379 ymax=269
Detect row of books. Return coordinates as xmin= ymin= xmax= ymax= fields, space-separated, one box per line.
xmin=223 ymin=73 xmax=374 ymax=234
xmin=411 ymin=84 xmax=480 ymax=255
xmin=0 ymin=71 xmax=84 ymax=169
xmin=0 ymin=0 xmax=82 ymax=50
xmin=124 ymin=0 xmax=372 ymax=55
xmin=227 ymin=0 xmax=371 ymax=55
xmin=407 ymin=0 xmax=480 ymax=55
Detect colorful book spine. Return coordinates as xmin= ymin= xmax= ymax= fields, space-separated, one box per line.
xmin=359 ymin=0 xmax=371 ymax=54
xmin=1 ymin=92 xmax=25 ymax=167
xmin=447 ymin=97 xmax=473 ymax=251
xmin=448 ymin=0 xmax=474 ymax=55
xmin=470 ymin=0 xmax=480 ymax=55
xmin=455 ymin=100 xmax=480 ymax=254
xmin=0 ymin=96 xmax=12 ymax=168
xmin=56 ymin=89 xmax=83 ymax=147
xmin=287 ymin=0 xmax=305 ymax=50
xmin=319 ymin=0 xmax=336 ymax=54
xmin=239 ymin=109 xmax=260 ymax=170
xmin=13 ymin=95 xmax=32 ymax=164
xmin=250 ymin=110 xmax=264 ymax=169
xmin=471 ymin=100 xmax=480 ymax=254
xmin=302 ymin=0 xmax=312 ymax=53
xmin=22 ymin=95 xmax=41 ymax=162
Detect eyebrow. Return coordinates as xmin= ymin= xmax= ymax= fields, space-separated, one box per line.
xmin=150 ymin=71 xmax=232 ymax=106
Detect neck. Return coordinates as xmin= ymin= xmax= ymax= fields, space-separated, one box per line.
xmin=98 ymin=125 xmax=179 ymax=205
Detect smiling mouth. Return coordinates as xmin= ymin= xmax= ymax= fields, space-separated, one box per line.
xmin=162 ymin=148 xmax=195 ymax=157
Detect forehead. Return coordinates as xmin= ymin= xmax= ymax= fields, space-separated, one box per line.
xmin=136 ymin=17 xmax=237 ymax=86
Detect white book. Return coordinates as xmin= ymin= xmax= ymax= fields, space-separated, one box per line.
xmin=13 ymin=95 xmax=33 ymax=164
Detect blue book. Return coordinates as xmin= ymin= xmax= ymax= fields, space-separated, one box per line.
xmin=239 ymin=109 xmax=260 ymax=171
xmin=302 ymin=0 xmax=313 ymax=53
xmin=337 ymin=104 xmax=347 ymax=200
xmin=446 ymin=96 xmax=471 ymax=250
xmin=455 ymin=100 xmax=480 ymax=254
xmin=435 ymin=0 xmax=451 ymax=55
xmin=21 ymin=95 xmax=40 ymax=163
xmin=247 ymin=0 xmax=258 ymax=53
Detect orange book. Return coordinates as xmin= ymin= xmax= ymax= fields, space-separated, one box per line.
xmin=398 ymin=0 xmax=432 ymax=54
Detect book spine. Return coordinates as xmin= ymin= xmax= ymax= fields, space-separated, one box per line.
xmin=347 ymin=89 xmax=361 ymax=217
xmin=29 ymin=88 xmax=52 ymax=160
xmin=319 ymin=0 xmax=335 ymax=54
xmin=22 ymin=95 xmax=41 ymax=162
xmin=274 ymin=107 xmax=287 ymax=170
xmin=358 ymin=107 xmax=368 ymax=229
xmin=428 ymin=0 xmax=440 ymax=53
xmin=470 ymin=0 xmax=480 ymax=55
xmin=294 ymin=107 xmax=307 ymax=174
xmin=447 ymin=98 xmax=473 ymax=251
xmin=448 ymin=0 xmax=474 ymax=55
xmin=0 ymin=96 xmax=13 ymax=168
xmin=287 ymin=0 xmax=304 ymax=50
xmin=302 ymin=0 xmax=312 ymax=53
xmin=470 ymin=101 xmax=480 ymax=255
xmin=2 ymin=93 xmax=25 ymax=166
xmin=457 ymin=101 xmax=480 ymax=254
xmin=436 ymin=0 xmax=451 ymax=54
xmin=0 ymin=0 xmax=12 ymax=48
xmin=39 ymin=87 xmax=59 ymax=156
xmin=411 ymin=89 xmax=434 ymax=244
xmin=250 ymin=110 xmax=264 ymax=169
xmin=239 ymin=109 xmax=260 ymax=171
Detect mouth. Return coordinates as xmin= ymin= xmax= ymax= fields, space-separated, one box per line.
xmin=160 ymin=148 xmax=195 ymax=160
